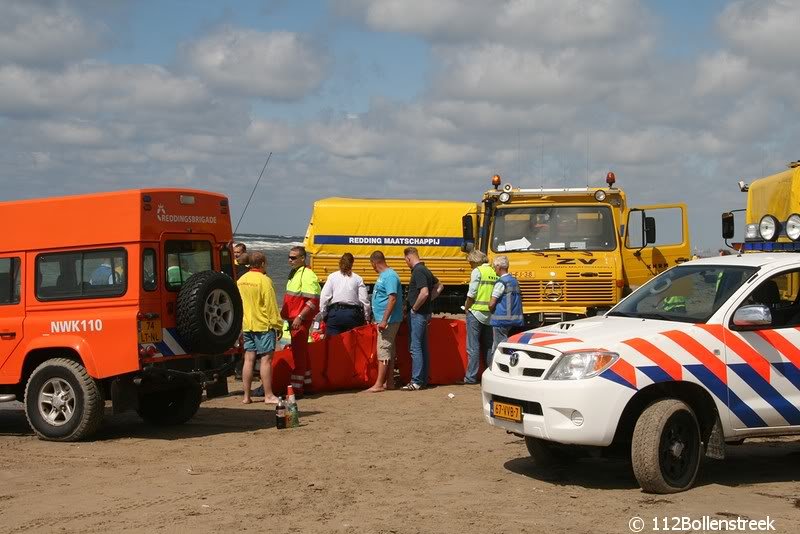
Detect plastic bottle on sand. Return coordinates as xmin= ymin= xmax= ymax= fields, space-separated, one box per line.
xmin=275 ymin=397 xmax=286 ymax=429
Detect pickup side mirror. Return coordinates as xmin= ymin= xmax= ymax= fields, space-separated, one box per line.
xmin=722 ymin=212 xmax=735 ymax=239
xmin=644 ymin=216 xmax=656 ymax=245
xmin=732 ymin=304 xmax=772 ymax=327
xmin=462 ymin=214 xmax=475 ymax=252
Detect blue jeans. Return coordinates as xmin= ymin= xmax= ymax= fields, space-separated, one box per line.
xmin=465 ymin=312 xmax=493 ymax=383
xmin=409 ymin=310 xmax=431 ymax=386
xmin=490 ymin=327 xmax=512 ymax=366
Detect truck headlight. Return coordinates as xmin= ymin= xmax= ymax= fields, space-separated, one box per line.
xmin=545 ymin=350 xmax=619 ymax=380
xmin=745 ymin=224 xmax=758 ymax=239
xmin=759 ymin=214 xmax=780 ymax=241
xmin=786 ymin=213 xmax=800 ymax=241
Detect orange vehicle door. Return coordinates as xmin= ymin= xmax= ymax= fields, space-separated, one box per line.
xmin=621 ymin=204 xmax=691 ymax=290
xmin=0 ymin=255 xmax=24 ymax=377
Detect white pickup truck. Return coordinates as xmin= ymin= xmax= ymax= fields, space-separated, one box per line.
xmin=482 ymin=253 xmax=800 ymax=493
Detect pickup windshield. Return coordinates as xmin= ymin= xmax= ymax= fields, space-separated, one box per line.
xmin=491 ymin=205 xmax=616 ymax=252
xmin=608 ymin=264 xmax=759 ymax=323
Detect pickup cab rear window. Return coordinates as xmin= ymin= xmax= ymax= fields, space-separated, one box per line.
xmin=165 ymin=240 xmax=212 ymax=290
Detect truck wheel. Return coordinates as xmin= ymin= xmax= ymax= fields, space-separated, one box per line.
xmin=525 ymin=437 xmax=576 ymax=465
xmin=24 ymin=358 xmax=104 ymax=442
xmin=631 ymin=399 xmax=702 ymax=493
xmin=137 ymin=386 xmax=202 ymax=426
xmin=177 ymin=271 xmax=243 ymax=354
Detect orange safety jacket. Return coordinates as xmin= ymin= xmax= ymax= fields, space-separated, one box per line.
xmin=281 ymin=266 xmax=321 ymax=321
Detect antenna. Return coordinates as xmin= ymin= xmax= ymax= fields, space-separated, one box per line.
xmin=540 ymin=134 xmax=544 ymax=188
xmin=586 ymin=130 xmax=590 ymax=188
xmin=234 ymin=152 xmax=272 ymax=235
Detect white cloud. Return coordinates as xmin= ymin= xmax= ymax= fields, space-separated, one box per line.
xmin=180 ymin=26 xmax=329 ymax=99
xmin=718 ymin=0 xmax=800 ymax=68
xmin=0 ymin=0 xmax=106 ymax=67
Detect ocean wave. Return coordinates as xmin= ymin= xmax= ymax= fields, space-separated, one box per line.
xmin=241 ymin=239 xmax=304 ymax=251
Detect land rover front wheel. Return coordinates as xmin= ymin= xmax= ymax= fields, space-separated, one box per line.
xmin=631 ymin=399 xmax=702 ymax=493
xmin=137 ymin=386 xmax=202 ymax=426
xmin=176 ymin=271 xmax=243 ymax=354
xmin=24 ymin=358 xmax=104 ymax=441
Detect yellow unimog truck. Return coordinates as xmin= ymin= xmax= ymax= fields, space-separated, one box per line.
xmin=304 ymin=198 xmax=476 ymax=313
xmin=463 ymin=173 xmax=692 ymax=325
xmin=723 ymin=161 xmax=800 ymax=252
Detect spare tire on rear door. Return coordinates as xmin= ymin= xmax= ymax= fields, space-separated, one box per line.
xmin=176 ymin=271 xmax=243 ymax=354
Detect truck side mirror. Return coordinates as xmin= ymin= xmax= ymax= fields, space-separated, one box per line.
xmin=644 ymin=216 xmax=656 ymax=245
xmin=462 ymin=214 xmax=475 ymax=252
xmin=722 ymin=212 xmax=735 ymax=239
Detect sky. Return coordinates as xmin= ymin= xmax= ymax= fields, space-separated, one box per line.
xmin=1 ymin=0 xmax=799 ymax=251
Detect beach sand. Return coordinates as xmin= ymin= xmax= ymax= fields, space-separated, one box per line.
xmin=1 ymin=382 xmax=799 ymax=533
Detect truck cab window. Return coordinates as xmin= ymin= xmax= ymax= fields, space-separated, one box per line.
xmin=0 ymin=257 xmax=21 ymax=305
xmin=143 ymin=248 xmax=157 ymax=291
xmin=492 ymin=206 xmax=616 ymax=252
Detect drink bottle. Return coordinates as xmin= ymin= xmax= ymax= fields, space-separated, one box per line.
xmin=288 ymin=401 xmax=300 ymax=428
xmin=275 ymin=397 xmax=286 ymax=429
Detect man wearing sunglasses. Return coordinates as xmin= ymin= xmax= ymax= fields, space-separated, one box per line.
xmin=281 ymin=246 xmax=321 ymax=396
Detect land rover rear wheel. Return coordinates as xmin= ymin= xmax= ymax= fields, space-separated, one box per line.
xmin=176 ymin=271 xmax=243 ymax=354
xmin=24 ymin=358 xmax=104 ymax=442
xmin=631 ymin=399 xmax=702 ymax=494
xmin=137 ymin=386 xmax=202 ymax=426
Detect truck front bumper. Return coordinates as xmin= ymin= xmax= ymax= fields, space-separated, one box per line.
xmin=481 ymin=368 xmax=634 ymax=447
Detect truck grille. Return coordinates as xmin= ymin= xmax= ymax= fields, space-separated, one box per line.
xmin=519 ymin=271 xmax=615 ymax=305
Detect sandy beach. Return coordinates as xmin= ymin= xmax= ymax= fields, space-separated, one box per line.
xmin=1 ymin=381 xmax=799 ymax=533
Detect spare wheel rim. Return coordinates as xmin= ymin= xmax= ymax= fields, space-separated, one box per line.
xmin=204 ymin=288 xmax=235 ymax=335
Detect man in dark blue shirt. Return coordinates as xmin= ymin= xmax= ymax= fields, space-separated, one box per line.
xmin=402 ymin=247 xmax=443 ymax=390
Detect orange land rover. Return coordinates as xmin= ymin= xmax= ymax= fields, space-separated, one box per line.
xmin=0 ymin=189 xmax=243 ymax=441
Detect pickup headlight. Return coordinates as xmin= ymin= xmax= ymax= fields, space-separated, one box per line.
xmin=546 ymin=350 xmax=619 ymax=380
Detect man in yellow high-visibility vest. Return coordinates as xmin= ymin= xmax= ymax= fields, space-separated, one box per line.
xmin=464 ymin=250 xmax=497 ymax=384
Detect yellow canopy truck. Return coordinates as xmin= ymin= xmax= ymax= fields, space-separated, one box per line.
xmin=463 ymin=173 xmax=692 ymax=325
xmin=303 ymin=198 xmax=476 ymax=313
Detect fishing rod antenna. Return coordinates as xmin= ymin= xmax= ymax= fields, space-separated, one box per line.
xmin=234 ymin=152 xmax=272 ymax=235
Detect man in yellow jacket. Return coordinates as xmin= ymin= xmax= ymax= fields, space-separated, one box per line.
xmin=237 ymin=251 xmax=283 ymax=404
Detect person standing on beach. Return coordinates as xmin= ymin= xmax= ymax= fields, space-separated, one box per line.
xmin=318 ymin=252 xmax=370 ymax=336
xmin=281 ymin=246 xmax=321 ymax=396
xmin=402 ymin=247 xmax=443 ymax=391
xmin=365 ymin=250 xmax=403 ymax=392
xmin=488 ymin=255 xmax=524 ymax=360
xmin=463 ymin=250 xmax=497 ymax=384
xmin=233 ymin=242 xmax=249 ymax=279
xmin=237 ymin=251 xmax=283 ymax=404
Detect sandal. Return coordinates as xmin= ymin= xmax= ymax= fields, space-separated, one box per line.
xmin=401 ymin=382 xmax=423 ymax=391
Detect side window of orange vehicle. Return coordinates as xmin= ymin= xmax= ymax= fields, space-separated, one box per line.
xmin=36 ymin=249 xmax=127 ymax=300
xmin=165 ymin=240 xmax=212 ymax=290
xmin=0 ymin=257 xmax=21 ymax=305
xmin=220 ymin=247 xmax=234 ymax=278
xmin=143 ymin=248 xmax=157 ymax=291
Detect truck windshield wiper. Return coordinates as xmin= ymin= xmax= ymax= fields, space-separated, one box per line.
xmin=636 ymin=312 xmax=671 ymax=321
xmin=607 ymin=311 xmax=634 ymax=318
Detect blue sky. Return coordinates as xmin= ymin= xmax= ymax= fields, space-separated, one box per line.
xmin=1 ymin=0 xmax=799 ymax=252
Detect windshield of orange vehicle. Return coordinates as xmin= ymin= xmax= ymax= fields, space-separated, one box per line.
xmin=491 ymin=205 xmax=616 ymax=252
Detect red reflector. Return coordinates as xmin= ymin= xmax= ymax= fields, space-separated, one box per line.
xmin=616 ymin=280 xmax=625 ymax=288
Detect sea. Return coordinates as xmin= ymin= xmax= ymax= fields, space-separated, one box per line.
xmin=233 ymin=233 xmax=304 ymax=303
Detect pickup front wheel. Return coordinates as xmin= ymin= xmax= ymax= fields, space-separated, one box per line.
xmin=631 ymin=399 xmax=702 ymax=493
xmin=137 ymin=386 xmax=202 ymax=426
xmin=24 ymin=358 xmax=104 ymax=441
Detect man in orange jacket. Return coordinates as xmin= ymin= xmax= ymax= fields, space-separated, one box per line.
xmin=281 ymin=246 xmax=321 ymax=396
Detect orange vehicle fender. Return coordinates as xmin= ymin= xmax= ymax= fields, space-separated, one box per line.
xmin=21 ymin=335 xmax=100 ymax=378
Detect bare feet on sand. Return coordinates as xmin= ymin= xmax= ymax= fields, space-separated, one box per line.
xmin=363 ymin=386 xmax=385 ymax=393
xmin=242 ymin=398 xmax=253 ymax=404
xmin=264 ymin=396 xmax=280 ymax=404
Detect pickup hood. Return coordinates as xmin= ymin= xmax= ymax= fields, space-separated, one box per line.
xmin=507 ymin=315 xmax=687 ymax=352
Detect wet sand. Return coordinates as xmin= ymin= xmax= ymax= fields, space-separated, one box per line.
xmin=1 ymin=381 xmax=799 ymax=533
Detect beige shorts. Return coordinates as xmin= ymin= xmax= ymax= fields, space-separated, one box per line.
xmin=377 ymin=322 xmax=400 ymax=362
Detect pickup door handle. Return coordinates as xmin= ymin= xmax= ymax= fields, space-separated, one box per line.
xmin=0 ymin=331 xmax=16 ymax=340
xmin=675 ymin=257 xmax=689 ymax=264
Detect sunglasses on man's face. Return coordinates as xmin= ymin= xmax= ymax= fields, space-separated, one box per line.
xmin=288 ymin=255 xmax=299 ymax=260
